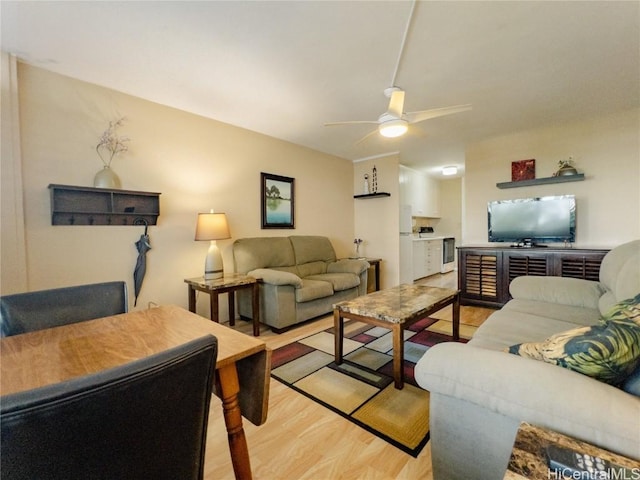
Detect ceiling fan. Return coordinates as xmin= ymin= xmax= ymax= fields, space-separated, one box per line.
xmin=324 ymin=1 xmax=471 ymax=141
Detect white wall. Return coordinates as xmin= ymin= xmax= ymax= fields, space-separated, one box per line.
xmin=353 ymin=154 xmax=400 ymax=288
xmin=10 ymin=63 xmax=356 ymax=315
xmin=463 ymin=109 xmax=640 ymax=248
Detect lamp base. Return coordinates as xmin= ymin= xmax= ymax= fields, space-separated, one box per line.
xmin=204 ymin=240 xmax=224 ymax=281
xmin=204 ymin=271 xmax=223 ymax=280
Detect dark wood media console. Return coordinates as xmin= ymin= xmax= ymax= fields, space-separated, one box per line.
xmin=458 ymin=246 xmax=610 ymax=308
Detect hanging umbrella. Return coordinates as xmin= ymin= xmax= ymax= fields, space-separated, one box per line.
xmin=133 ymin=220 xmax=151 ymax=307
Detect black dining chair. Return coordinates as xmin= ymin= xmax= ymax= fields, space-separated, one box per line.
xmin=0 ymin=334 xmax=218 ymax=480
xmin=0 ymin=281 xmax=128 ymax=337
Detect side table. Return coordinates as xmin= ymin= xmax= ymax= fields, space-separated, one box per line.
xmin=366 ymin=258 xmax=381 ymax=292
xmin=504 ymin=422 xmax=639 ymax=479
xmin=185 ymin=274 xmax=260 ymax=336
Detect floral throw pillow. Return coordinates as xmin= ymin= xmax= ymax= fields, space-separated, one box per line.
xmin=508 ymin=294 xmax=640 ymax=386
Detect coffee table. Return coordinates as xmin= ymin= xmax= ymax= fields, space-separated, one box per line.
xmin=334 ymin=284 xmax=460 ymax=389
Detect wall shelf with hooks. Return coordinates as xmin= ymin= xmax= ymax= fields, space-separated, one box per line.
xmin=48 ymin=184 xmax=161 ymax=226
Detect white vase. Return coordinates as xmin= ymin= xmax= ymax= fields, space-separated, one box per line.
xmin=93 ymin=166 xmax=121 ymax=189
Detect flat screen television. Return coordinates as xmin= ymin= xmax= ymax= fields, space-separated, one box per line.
xmin=488 ymin=195 xmax=576 ymax=245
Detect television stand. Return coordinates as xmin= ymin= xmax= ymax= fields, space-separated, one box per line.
xmin=510 ymin=240 xmax=548 ymax=248
xmin=457 ymin=246 xmax=609 ymax=308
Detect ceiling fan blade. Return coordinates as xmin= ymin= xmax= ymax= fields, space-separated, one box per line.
xmin=386 ymin=89 xmax=405 ymax=118
xmin=324 ymin=120 xmax=379 ymax=127
xmin=355 ymin=129 xmax=380 ymax=145
xmin=408 ymin=124 xmax=428 ymax=138
xmin=405 ymin=104 xmax=472 ymax=124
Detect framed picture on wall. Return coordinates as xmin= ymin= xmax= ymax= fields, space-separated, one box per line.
xmin=261 ymin=172 xmax=295 ymax=229
xmin=511 ymin=159 xmax=536 ymax=182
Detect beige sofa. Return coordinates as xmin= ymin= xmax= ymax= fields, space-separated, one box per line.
xmin=415 ymin=239 xmax=640 ymax=480
xmin=233 ymin=236 xmax=369 ymax=332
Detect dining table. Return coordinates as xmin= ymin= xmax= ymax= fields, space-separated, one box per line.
xmin=0 ymin=304 xmax=271 ymax=480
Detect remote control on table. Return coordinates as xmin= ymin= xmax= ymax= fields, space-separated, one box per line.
xmin=545 ymin=444 xmax=635 ymax=479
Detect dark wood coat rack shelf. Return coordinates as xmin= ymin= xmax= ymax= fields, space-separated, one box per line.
xmin=48 ymin=184 xmax=161 ymax=226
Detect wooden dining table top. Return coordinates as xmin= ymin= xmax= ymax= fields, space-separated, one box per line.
xmin=0 ymin=304 xmax=267 ymax=396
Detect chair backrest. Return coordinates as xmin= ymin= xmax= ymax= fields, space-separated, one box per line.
xmin=0 ymin=281 xmax=128 ymax=337
xmin=0 ymin=334 xmax=217 ymax=480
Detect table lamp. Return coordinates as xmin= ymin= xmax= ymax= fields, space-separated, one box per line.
xmin=195 ymin=211 xmax=231 ymax=280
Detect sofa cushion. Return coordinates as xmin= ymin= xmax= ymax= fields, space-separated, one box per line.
xmin=509 ymin=276 xmax=604 ymax=310
xmin=233 ymin=237 xmax=295 ymax=273
xmin=327 ymin=258 xmax=369 ymax=276
xmin=247 ymin=268 xmax=303 ymax=288
xmin=601 ymin=293 xmax=640 ymax=325
xmin=289 ymin=236 xmax=337 ymax=265
xmin=295 ymin=279 xmax=334 ymax=303
xmin=468 ymin=309 xmax=585 ymax=351
xmin=598 ymin=240 xmax=640 ymax=314
xmin=305 ymin=273 xmax=360 ymax=292
xmin=297 ymin=261 xmax=328 ymax=278
xmin=501 ymin=299 xmax=602 ymax=326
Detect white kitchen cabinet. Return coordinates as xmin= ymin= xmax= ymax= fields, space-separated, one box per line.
xmin=399 ymin=165 xmax=440 ymax=218
xmin=424 ymin=175 xmax=441 ymax=218
xmin=412 ymin=241 xmax=426 ymax=280
xmin=412 ymin=239 xmax=443 ymax=280
xmin=425 ymin=239 xmax=443 ymax=276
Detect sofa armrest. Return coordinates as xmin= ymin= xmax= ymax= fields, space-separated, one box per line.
xmin=247 ymin=269 xmax=303 ymax=288
xmin=415 ymin=343 xmax=640 ymax=455
xmin=509 ymin=276 xmax=605 ymax=309
xmin=327 ymin=259 xmax=370 ymax=275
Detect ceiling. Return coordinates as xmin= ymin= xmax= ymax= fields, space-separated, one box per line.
xmin=2 ymin=1 xmax=639 ymax=177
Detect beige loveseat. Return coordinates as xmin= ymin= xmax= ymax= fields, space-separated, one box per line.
xmin=233 ymin=236 xmax=369 ymax=332
xmin=415 ymin=239 xmax=640 ymax=480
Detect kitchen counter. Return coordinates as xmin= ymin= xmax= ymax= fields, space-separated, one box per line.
xmin=413 ymin=235 xmax=446 ymax=241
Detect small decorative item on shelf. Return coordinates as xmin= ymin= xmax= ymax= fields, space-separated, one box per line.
xmin=372 ymin=165 xmax=378 ymax=193
xmin=94 ymin=117 xmax=129 ymax=189
xmin=353 ymin=238 xmax=363 ymax=258
xmin=363 ymin=174 xmax=370 ymax=194
xmin=554 ymin=157 xmax=578 ymax=176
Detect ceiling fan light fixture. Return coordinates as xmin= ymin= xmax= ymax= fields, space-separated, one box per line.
xmin=442 ymin=166 xmax=458 ymax=176
xmin=379 ymin=119 xmax=408 ymax=138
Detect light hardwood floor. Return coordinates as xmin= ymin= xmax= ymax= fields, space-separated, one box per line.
xmin=204 ymin=272 xmax=494 ymax=479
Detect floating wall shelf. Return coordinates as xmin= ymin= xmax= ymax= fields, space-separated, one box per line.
xmin=353 ymin=192 xmax=391 ymax=199
xmin=496 ymin=174 xmax=585 ymax=189
xmin=49 ymin=184 xmax=161 ymax=226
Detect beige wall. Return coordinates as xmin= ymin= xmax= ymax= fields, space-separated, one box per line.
xmin=1 ymin=52 xmax=28 ymax=293
xmin=463 ymin=109 xmax=640 ymax=248
xmin=11 ymin=64 xmax=356 ymax=314
xmin=353 ymin=154 xmax=400 ymax=288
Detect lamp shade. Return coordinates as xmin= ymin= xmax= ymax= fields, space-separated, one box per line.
xmin=194 ymin=213 xmax=230 ymax=241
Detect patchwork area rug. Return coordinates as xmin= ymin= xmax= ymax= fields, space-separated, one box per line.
xmin=271 ymin=317 xmax=472 ymax=457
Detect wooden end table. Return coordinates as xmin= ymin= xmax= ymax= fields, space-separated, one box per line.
xmin=366 ymin=258 xmax=381 ymax=291
xmin=334 ymin=284 xmax=460 ymax=389
xmin=185 ymin=274 xmax=260 ymax=336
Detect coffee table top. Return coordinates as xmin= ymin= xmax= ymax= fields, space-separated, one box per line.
xmin=333 ymin=284 xmax=459 ymax=324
